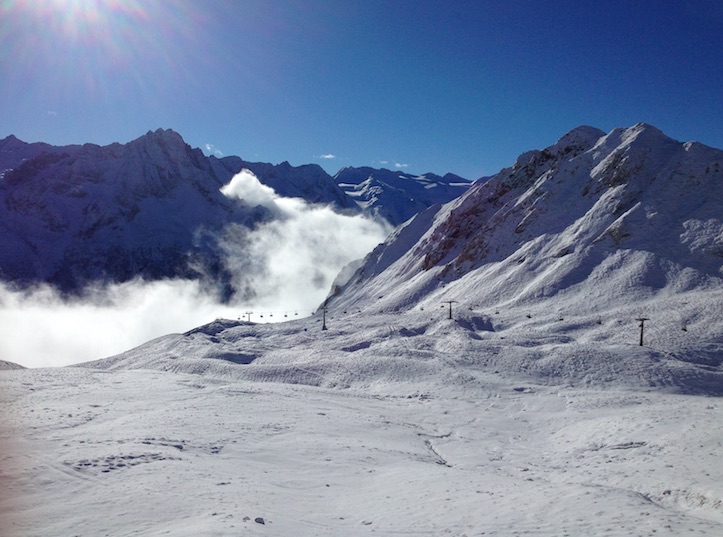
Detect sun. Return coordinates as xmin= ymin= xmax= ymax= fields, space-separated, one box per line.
xmin=3 ymin=0 xmax=199 ymax=64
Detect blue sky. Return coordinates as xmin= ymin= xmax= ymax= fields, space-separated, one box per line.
xmin=1 ymin=0 xmax=721 ymax=179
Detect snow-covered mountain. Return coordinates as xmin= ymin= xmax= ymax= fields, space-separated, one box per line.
xmin=331 ymin=124 xmax=722 ymax=314
xmin=0 ymin=129 xmax=472 ymax=296
xmin=334 ymin=166 xmax=471 ymax=226
xmin=0 ymin=129 xmax=358 ymax=296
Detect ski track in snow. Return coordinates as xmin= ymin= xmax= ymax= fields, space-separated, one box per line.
xmin=2 ymin=361 xmax=722 ymax=536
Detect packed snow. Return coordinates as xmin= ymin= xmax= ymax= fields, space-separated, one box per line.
xmin=4 ymin=267 xmax=723 ymax=535
xmin=2 ymin=304 xmax=722 ymax=536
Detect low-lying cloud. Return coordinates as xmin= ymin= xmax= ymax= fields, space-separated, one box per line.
xmin=0 ymin=170 xmax=390 ymax=368
xmin=218 ymin=169 xmax=390 ymax=308
xmin=0 ymin=279 xmax=239 ymax=368
xmin=220 ymin=169 xmax=278 ymax=209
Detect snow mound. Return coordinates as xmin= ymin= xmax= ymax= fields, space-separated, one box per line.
xmin=80 ymin=289 xmax=723 ymax=395
xmin=0 ymin=359 xmax=25 ymax=370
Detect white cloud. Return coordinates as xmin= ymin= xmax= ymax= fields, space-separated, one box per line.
xmin=219 ymin=169 xmax=391 ymax=309
xmin=220 ymin=169 xmax=279 ymax=210
xmin=373 ymin=160 xmax=410 ymax=169
xmin=204 ymin=143 xmax=224 ymax=157
xmin=319 ymin=153 xmax=336 ymax=159
xmin=0 ymin=279 xmax=241 ymax=368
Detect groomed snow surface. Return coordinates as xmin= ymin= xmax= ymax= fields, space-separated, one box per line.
xmin=2 ymin=288 xmax=722 ymax=536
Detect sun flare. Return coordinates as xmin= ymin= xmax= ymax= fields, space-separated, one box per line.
xmin=3 ymin=0 xmax=204 ymax=99
xmin=16 ymin=0 xmax=146 ymax=43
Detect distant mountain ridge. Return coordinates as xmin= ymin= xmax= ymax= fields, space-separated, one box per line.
xmin=0 ymin=129 xmax=469 ymax=296
xmin=1 ymin=129 xmax=248 ymax=296
xmin=334 ymin=166 xmax=471 ymax=227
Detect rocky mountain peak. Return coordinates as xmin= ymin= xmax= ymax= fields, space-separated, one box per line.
xmin=128 ymin=128 xmax=191 ymax=164
xmin=552 ymin=125 xmax=606 ymax=155
xmin=0 ymin=134 xmax=23 ymax=148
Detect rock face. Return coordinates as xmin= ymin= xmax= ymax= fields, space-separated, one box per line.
xmin=330 ymin=124 xmax=723 ymax=313
xmin=334 ymin=166 xmax=471 ymax=227
xmin=0 ymin=129 xmax=357 ymax=297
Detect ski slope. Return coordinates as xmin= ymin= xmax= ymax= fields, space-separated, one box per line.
xmin=2 ymin=296 xmax=723 ymax=536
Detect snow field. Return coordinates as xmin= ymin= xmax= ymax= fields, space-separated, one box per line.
xmin=2 ymin=357 xmax=722 ymax=536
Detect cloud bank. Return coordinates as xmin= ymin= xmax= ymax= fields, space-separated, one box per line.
xmin=0 ymin=279 xmax=238 ymax=369
xmin=218 ymin=169 xmax=391 ymax=308
xmin=0 ymin=170 xmax=390 ymax=368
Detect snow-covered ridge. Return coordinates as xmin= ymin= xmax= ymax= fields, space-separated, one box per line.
xmin=331 ymin=123 xmax=722 ymax=313
xmin=333 ymin=166 xmax=471 ymax=226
